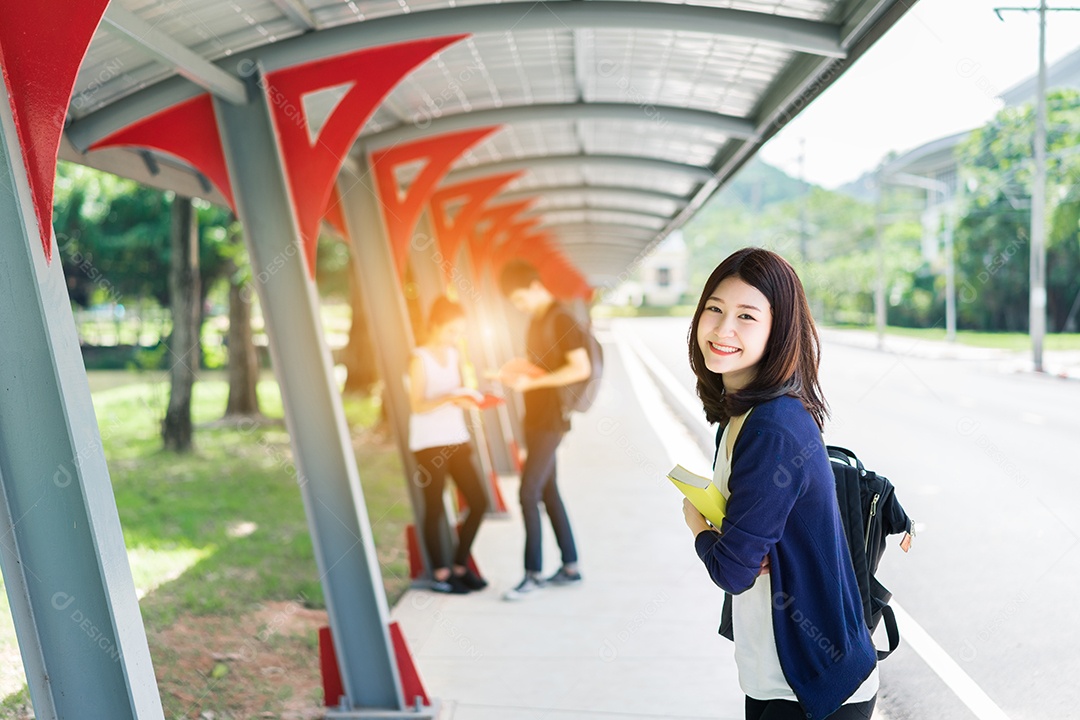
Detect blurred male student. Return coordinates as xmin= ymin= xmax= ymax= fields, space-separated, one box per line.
xmin=497 ymin=260 xmax=590 ymax=601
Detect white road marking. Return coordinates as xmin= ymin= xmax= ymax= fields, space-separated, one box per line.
xmin=616 ymin=326 xmax=1013 ymax=720
xmin=889 ymin=601 xmax=1011 ymax=720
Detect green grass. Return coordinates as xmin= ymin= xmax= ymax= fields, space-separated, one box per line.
xmin=824 ymin=324 xmax=1080 ymax=351
xmin=0 ymin=373 xmax=412 ymax=714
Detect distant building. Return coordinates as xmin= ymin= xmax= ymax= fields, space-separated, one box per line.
xmin=639 ymin=231 xmax=689 ymax=306
xmin=603 ymin=230 xmax=689 ymax=307
xmin=1000 ymin=45 xmax=1080 ymax=105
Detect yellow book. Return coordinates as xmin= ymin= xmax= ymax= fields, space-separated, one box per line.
xmin=668 ymin=464 xmax=726 ymax=528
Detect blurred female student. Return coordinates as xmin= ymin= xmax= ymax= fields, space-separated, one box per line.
xmin=409 ymin=296 xmax=489 ymax=594
xmin=682 ymin=248 xmax=878 ymax=720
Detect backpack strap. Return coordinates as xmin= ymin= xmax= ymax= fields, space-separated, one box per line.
xmin=877 ymin=605 xmax=900 ymax=661
xmin=827 ymin=445 xmax=866 ymax=475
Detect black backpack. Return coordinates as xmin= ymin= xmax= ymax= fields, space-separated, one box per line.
xmin=545 ymin=307 xmax=603 ymax=414
xmin=711 ymin=430 xmax=911 ymax=660
xmin=828 ymin=445 xmax=912 ymax=660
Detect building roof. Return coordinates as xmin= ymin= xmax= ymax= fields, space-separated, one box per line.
xmin=1000 ymin=44 xmax=1080 ymax=107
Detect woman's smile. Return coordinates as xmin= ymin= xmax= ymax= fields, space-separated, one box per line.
xmin=708 ymin=341 xmax=741 ymax=356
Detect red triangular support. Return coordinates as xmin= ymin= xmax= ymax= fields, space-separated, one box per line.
xmin=0 ymin=0 xmax=111 ymax=261
xmin=90 ymin=94 xmax=235 ymax=209
xmin=429 ymin=172 xmax=522 ymax=277
xmin=322 ymin=183 xmax=349 ymax=241
xmin=470 ymin=199 xmax=537 ymax=274
xmin=370 ymin=127 xmax=501 ymax=277
xmin=264 ymin=36 xmax=467 ymax=276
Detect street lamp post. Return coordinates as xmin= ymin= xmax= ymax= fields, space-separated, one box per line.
xmin=888 ymin=172 xmax=957 ymax=343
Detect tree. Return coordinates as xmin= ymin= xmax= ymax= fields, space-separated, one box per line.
xmin=162 ymin=196 xmax=200 ymax=452
xmin=53 ymin=162 xmax=171 ymax=307
xmin=220 ymin=220 xmax=261 ymax=417
xmin=956 ymin=88 xmax=1080 ymax=332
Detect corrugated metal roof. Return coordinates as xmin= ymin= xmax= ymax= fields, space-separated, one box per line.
xmin=62 ymin=0 xmax=917 ymax=284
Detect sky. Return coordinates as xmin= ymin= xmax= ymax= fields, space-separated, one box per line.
xmin=757 ymin=0 xmax=1080 ymax=189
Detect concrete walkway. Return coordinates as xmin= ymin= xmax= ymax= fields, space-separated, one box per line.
xmin=391 ymin=327 xmax=746 ymax=719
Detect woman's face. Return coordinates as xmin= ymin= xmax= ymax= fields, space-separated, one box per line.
xmin=435 ymin=317 xmax=467 ymax=346
xmin=695 ymin=275 xmax=772 ymax=392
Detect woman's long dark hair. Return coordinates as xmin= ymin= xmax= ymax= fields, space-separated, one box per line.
xmin=687 ymin=247 xmax=828 ymax=430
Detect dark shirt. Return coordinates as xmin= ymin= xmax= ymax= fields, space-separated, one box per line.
xmin=523 ymin=302 xmax=586 ymax=432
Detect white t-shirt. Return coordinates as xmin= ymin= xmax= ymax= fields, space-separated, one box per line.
xmin=407 ymin=346 xmax=472 ymax=452
xmin=716 ymin=415 xmax=879 ymax=704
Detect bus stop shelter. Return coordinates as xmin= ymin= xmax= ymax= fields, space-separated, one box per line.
xmin=0 ymin=0 xmax=914 ymax=717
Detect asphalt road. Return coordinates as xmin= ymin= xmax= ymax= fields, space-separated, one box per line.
xmin=616 ymin=316 xmax=1080 ymax=720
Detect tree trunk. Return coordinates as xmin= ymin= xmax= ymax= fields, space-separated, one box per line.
xmin=162 ymin=196 xmax=200 ymax=452
xmin=224 ymin=231 xmax=261 ymax=417
xmin=341 ymin=259 xmax=379 ymax=395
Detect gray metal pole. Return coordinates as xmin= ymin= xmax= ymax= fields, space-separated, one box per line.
xmin=1030 ymin=0 xmax=1048 ymax=372
xmin=337 ymin=155 xmax=454 ymax=583
xmin=212 ymin=80 xmax=414 ymax=714
xmin=0 ymin=79 xmax=165 ymax=720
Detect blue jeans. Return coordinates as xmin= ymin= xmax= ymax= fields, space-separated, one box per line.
xmin=520 ymin=427 xmax=578 ymax=573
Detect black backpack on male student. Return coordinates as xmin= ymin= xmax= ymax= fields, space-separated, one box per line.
xmin=544 ymin=306 xmax=604 ymax=414
xmin=828 ymin=445 xmax=913 ymax=661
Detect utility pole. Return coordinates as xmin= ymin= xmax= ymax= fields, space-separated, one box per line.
xmin=996 ymin=2 xmax=1080 ymax=371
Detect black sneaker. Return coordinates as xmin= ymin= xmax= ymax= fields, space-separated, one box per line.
xmin=546 ymin=567 xmax=583 ymax=586
xmin=431 ymin=575 xmax=471 ymax=594
xmin=456 ymin=568 xmax=488 ymax=591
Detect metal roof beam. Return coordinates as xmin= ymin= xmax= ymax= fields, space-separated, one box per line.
xmin=256 ymin=3 xmax=844 ymax=71
xmin=362 ymin=102 xmax=756 ymax=150
xmin=540 ymin=221 xmax=658 ymax=239
xmin=267 ymin=0 xmax=317 ymax=30
xmin=532 ymin=209 xmax=669 ymax=229
xmin=101 ymin=5 xmax=247 ymax=105
xmin=442 ymin=154 xmax=714 ymax=185
xmin=499 ymin=185 xmax=688 ymax=208
xmin=68 ymin=1 xmax=842 ymax=150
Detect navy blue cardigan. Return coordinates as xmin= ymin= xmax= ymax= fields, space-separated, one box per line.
xmin=694 ymin=395 xmax=876 ymax=719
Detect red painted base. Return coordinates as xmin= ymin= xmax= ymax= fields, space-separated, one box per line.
xmin=406 ymin=523 xmax=424 ymax=580
xmin=318 ymin=623 xmax=431 ymax=709
xmin=390 ymin=621 xmax=431 ymax=707
xmin=510 ymin=439 xmax=524 ymax=473
xmin=319 ymin=626 xmax=345 ymax=707
xmin=488 ymin=469 xmax=509 ymax=513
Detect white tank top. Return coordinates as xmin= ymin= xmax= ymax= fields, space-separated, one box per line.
xmin=407 ymin=346 xmax=472 ymax=452
xmin=716 ymin=414 xmax=879 ymax=704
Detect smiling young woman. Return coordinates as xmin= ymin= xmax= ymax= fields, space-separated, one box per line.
xmin=683 ymin=248 xmax=877 ymax=720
